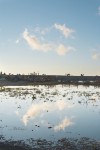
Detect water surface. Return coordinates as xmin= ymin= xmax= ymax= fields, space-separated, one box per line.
xmin=0 ymin=85 xmax=100 ymax=149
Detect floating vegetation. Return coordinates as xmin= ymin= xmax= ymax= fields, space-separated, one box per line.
xmin=51 ymin=91 xmax=58 ymax=95
xmin=32 ymin=94 xmax=36 ymax=100
xmin=0 ymin=87 xmax=6 ymax=92
xmin=35 ymin=90 xmax=41 ymax=94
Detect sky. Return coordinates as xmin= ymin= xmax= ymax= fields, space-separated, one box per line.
xmin=0 ymin=0 xmax=100 ymax=75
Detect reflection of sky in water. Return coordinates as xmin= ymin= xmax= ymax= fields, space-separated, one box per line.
xmin=54 ymin=118 xmax=73 ymax=131
xmin=0 ymin=85 xmax=100 ymax=142
xmin=22 ymin=99 xmax=74 ymax=126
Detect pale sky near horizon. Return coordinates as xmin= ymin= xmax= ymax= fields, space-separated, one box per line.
xmin=0 ymin=0 xmax=100 ymax=75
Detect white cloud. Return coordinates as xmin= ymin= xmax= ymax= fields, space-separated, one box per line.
xmin=16 ymin=39 xmax=19 ymax=44
xmin=98 ymin=6 xmax=100 ymax=15
xmin=56 ymin=44 xmax=75 ymax=56
xmin=23 ymin=28 xmax=52 ymax=52
xmin=54 ymin=118 xmax=73 ymax=131
xmin=23 ymin=28 xmax=75 ymax=56
xmin=92 ymin=51 xmax=100 ymax=60
xmin=54 ymin=24 xmax=74 ymax=38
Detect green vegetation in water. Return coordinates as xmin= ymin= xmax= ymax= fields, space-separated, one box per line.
xmin=35 ymin=90 xmax=41 ymax=94
xmin=32 ymin=94 xmax=36 ymax=100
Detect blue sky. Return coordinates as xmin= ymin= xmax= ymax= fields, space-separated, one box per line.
xmin=0 ymin=0 xmax=100 ymax=75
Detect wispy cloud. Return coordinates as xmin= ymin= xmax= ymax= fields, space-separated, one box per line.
xmin=16 ymin=39 xmax=20 ymax=44
xmin=23 ymin=28 xmax=75 ymax=56
xmin=54 ymin=24 xmax=75 ymax=38
xmin=92 ymin=51 xmax=100 ymax=60
xmin=54 ymin=118 xmax=73 ymax=131
xmin=34 ymin=25 xmax=53 ymax=35
xmin=35 ymin=26 xmax=52 ymax=35
xmin=98 ymin=6 xmax=100 ymax=15
xmin=23 ymin=28 xmax=52 ymax=52
xmin=40 ymin=28 xmax=49 ymax=35
xmin=56 ymin=44 xmax=75 ymax=56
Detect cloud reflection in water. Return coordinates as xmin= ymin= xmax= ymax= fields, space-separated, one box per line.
xmin=54 ymin=118 xmax=73 ymax=131
xmin=22 ymin=100 xmax=74 ymax=126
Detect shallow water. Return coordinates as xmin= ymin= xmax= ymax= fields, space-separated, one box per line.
xmin=0 ymin=85 xmax=100 ymax=148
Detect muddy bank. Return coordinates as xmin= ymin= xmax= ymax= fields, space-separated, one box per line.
xmin=0 ymin=137 xmax=100 ymax=150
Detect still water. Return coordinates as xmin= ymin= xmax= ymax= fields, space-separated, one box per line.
xmin=0 ymin=85 xmax=100 ymax=148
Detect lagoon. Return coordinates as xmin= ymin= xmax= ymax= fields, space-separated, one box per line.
xmin=0 ymin=85 xmax=100 ymax=149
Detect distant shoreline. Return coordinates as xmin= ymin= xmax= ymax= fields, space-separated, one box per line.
xmin=0 ymin=75 xmax=100 ymax=86
xmin=0 ymin=80 xmax=100 ymax=87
